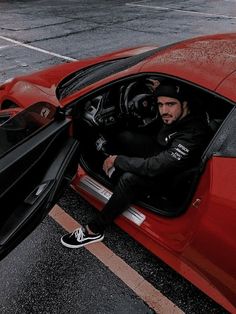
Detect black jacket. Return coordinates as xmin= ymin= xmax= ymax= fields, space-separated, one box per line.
xmin=114 ymin=114 xmax=210 ymax=178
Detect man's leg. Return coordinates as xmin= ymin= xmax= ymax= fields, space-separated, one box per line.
xmin=61 ymin=172 xmax=154 ymax=248
xmin=88 ymin=172 xmax=154 ymax=234
xmin=61 ymin=130 xmax=158 ymax=248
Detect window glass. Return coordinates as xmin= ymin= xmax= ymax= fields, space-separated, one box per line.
xmin=213 ymin=107 xmax=236 ymax=156
xmin=203 ymin=107 xmax=236 ymax=160
xmin=0 ymin=102 xmax=56 ymax=157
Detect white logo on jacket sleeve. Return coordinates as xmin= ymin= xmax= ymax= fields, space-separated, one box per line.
xmin=171 ymin=143 xmax=190 ymax=161
xmin=178 ymin=143 xmax=189 ymax=153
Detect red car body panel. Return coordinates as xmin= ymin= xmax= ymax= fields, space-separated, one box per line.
xmin=0 ymin=33 xmax=235 ymax=312
xmin=21 ymin=45 xmax=158 ymax=91
xmin=1 ymin=33 xmax=236 ymax=110
xmin=0 ymin=45 xmax=158 ymax=108
xmin=72 ymin=158 xmax=236 ymax=313
xmin=216 ymin=71 xmax=236 ymax=102
xmin=141 ymin=33 xmax=236 ymax=94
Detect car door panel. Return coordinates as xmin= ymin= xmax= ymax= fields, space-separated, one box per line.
xmin=182 ymin=156 xmax=236 ymax=309
xmin=0 ymin=118 xmax=79 ymax=260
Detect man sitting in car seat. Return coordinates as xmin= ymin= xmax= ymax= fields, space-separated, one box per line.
xmin=61 ymin=81 xmax=210 ymax=248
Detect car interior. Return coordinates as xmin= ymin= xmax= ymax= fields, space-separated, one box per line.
xmin=72 ymin=75 xmax=234 ymax=216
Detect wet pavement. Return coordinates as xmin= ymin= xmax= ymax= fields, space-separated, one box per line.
xmin=0 ymin=0 xmax=235 ymax=313
xmin=0 ymin=187 xmax=227 ymax=313
xmin=0 ymin=214 xmax=154 ymax=314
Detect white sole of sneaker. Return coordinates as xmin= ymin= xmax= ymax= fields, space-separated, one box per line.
xmin=60 ymin=234 xmax=104 ymax=248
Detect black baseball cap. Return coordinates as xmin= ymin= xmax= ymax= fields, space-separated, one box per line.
xmin=155 ymin=82 xmax=185 ymax=102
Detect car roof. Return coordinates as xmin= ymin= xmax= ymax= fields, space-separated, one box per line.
xmin=141 ymin=33 xmax=236 ymax=92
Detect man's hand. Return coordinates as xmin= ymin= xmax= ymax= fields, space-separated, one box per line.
xmin=103 ymin=155 xmax=117 ymax=176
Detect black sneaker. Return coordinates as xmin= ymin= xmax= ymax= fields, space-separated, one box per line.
xmin=61 ymin=226 xmax=104 ymax=248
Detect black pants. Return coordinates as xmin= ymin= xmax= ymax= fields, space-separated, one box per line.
xmin=88 ymin=130 xmax=160 ymax=234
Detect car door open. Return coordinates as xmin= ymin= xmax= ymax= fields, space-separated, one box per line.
xmin=0 ymin=102 xmax=79 ymax=260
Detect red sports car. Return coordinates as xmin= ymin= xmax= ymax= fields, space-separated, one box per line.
xmin=0 ymin=33 xmax=235 ymax=313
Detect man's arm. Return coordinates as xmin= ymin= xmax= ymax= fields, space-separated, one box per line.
xmin=114 ymin=131 xmax=207 ymax=178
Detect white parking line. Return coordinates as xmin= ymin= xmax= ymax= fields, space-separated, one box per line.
xmin=126 ymin=2 xmax=236 ymax=19
xmin=0 ymin=35 xmax=77 ymax=61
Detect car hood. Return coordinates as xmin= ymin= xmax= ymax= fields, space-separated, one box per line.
xmin=12 ymin=46 xmax=158 ymax=96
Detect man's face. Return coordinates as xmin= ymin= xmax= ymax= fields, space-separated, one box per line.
xmin=157 ymin=96 xmax=188 ymax=125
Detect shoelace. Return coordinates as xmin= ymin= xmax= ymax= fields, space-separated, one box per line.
xmin=72 ymin=227 xmax=85 ymax=242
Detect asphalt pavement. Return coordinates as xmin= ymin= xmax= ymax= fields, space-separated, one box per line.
xmin=0 ymin=211 xmax=154 ymax=314
xmin=0 ymin=0 xmax=235 ymax=313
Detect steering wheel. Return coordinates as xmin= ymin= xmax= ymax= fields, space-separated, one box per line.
xmin=83 ymin=91 xmax=117 ymax=127
xmin=83 ymin=95 xmax=105 ymax=127
xmin=120 ymin=82 xmax=159 ymax=127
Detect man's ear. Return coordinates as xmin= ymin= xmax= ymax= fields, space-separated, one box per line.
xmin=182 ymin=101 xmax=188 ymax=109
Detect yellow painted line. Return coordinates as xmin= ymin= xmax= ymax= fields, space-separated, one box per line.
xmin=49 ymin=204 xmax=184 ymax=314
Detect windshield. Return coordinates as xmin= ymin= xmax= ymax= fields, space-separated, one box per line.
xmin=56 ymin=48 xmax=160 ymax=100
xmin=0 ymin=102 xmax=56 ymax=157
xmin=57 ymin=60 xmax=119 ymax=100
